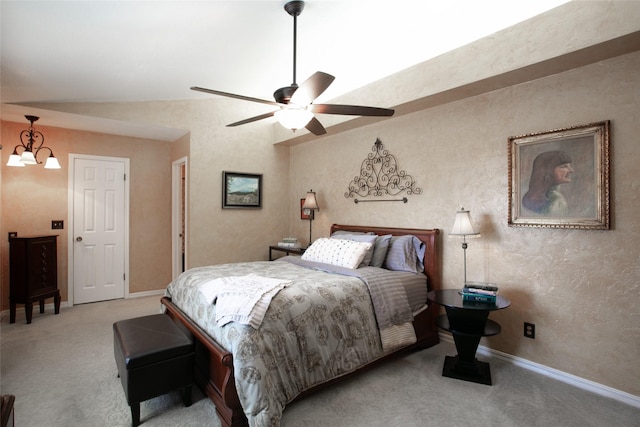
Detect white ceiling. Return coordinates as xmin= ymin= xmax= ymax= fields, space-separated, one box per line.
xmin=0 ymin=0 xmax=569 ymax=138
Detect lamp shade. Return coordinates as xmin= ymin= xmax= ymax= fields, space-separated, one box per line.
xmin=449 ymin=207 xmax=480 ymax=237
xmin=275 ymin=106 xmax=313 ymax=130
xmin=20 ymin=150 xmax=37 ymax=165
xmin=44 ymin=154 xmax=61 ymax=169
xmin=7 ymin=152 xmax=25 ymax=167
xmin=302 ymin=190 xmax=319 ymax=210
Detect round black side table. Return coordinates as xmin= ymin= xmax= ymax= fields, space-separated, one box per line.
xmin=427 ymin=289 xmax=510 ymax=385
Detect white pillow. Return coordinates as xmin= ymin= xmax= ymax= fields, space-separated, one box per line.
xmin=330 ymin=232 xmax=377 ymax=266
xmin=301 ymin=238 xmax=373 ymax=269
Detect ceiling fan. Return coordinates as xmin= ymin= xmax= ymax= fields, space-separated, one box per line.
xmin=191 ymin=0 xmax=394 ymax=136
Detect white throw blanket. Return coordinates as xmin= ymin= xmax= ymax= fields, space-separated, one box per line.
xmin=199 ymin=274 xmax=291 ymax=328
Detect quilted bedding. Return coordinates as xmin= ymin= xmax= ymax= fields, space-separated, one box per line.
xmin=165 ymin=257 xmax=423 ymax=427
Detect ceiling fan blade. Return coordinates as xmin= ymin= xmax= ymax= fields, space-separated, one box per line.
xmin=305 ymin=116 xmax=327 ymax=135
xmin=309 ymin=104 xmax=394 ymax=117
xmin=191 ymin=86 xmax=282 ymax=107
xmin=290 ymin=72 xmax=335 ymax=106
xmin=227 ymin=111 xmax=278 ymax=127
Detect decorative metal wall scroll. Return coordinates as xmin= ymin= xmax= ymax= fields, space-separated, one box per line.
xmin=345 ymin=138 xmax=421 ymax=203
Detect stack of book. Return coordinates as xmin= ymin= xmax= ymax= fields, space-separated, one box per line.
xmin=277 ymin=237 xmax=300 ymax=248
xmin=460 ymin=282 xmax=499 ymax=303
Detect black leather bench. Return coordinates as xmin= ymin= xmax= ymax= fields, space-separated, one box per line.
xmin=113 ymin=314 xmax=194 ymax=426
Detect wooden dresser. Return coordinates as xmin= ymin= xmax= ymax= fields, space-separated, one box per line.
xmin=9 ymin=235 xmax=61 ymax=324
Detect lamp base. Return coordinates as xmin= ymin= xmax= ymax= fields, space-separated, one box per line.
xmin=462 ymin=241 xmax=468 ymax=284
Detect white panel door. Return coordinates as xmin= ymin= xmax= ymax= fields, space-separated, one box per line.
xmin=73 ymin=157 xmax=126 ymax=304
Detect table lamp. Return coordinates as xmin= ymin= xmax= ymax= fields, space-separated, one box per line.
xmin=302 ymin=190 xmax=319 ymax=247
xmin=449 ymin=207 xmax=480 ymax=284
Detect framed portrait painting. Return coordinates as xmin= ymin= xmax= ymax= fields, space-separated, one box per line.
xmin=508 ymin=121 xmax=610 ymax=229
xmin=222 ymin=171 xmax=262 ymax=209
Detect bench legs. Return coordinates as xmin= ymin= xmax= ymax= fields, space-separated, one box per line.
xmin=130 ymin=402 xmax=140 ymax=427
xmin=183 ymin=384 xmax=193 ymax=407
xmin=128 ymin=384 xmax=193 ymax=427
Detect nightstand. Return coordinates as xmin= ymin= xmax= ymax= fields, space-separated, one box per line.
xmin=269 ymin=245 xmax=305 ymax=261
xmin=428 ymin=289 xmax=510 ymax=385
xmin=1 ymin=395 xmax=15 ymax=427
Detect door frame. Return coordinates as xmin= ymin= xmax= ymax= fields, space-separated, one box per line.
xmin=67 ymin=153 xmax=130 ymax=307
xmin=172 ymin=157 xmax=188 ymax=279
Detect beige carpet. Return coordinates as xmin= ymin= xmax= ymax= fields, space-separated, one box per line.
xmin=1 ymin=295 xmax=638 ymax=427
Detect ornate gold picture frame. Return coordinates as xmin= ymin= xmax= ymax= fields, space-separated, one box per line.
xmin=508 ymin=121 xmax=610 ymax=229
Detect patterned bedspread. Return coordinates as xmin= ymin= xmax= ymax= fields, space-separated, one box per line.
xmin=165 ymin=258 xmax=419 ymax=427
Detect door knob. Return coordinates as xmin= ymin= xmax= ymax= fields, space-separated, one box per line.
xmin=76 ymin=236 xmax=83 ymax=242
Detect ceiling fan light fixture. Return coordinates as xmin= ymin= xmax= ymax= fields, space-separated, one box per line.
xmin=275 ymin=106 xmax=313 ymax=131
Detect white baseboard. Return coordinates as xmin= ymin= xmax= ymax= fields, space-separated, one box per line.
xmin=128 ymin=290 xmax=165 ymax=299
xmin=439 ymin=333 xmax=640 ymax=409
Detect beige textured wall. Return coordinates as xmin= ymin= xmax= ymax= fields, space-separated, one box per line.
xmin=171 ymin=132 xmax=190 ymax=161
xmin=0 ymin=122 xmax=172 ymax=307
xmin=288 ymin=51 xmax=640 ymax=396
xmin=41 ymin=99 xmax=292 ymax=267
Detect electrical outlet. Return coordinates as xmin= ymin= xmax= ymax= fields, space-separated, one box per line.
xmin=524 ymin=322 xmax=535 ymax=339
xmin=52 ymin=220 xmax=64 ymax=229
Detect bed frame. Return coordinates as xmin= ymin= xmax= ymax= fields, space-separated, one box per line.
xmin=161 ymin=224 xmax=441 ymax=427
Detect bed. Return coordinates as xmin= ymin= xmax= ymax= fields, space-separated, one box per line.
xmin=161 ymin=224 xmax=441 ymax=427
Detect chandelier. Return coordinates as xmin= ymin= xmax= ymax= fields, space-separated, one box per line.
xmin=6 ymin=115 xmax=61 ymax=169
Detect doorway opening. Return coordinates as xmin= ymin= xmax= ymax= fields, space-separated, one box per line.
xmin=172 ymin=157 xmax=188 ymax=279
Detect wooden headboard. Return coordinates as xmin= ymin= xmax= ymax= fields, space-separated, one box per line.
xmin=330 ymin=224 xmax=441 ymax=293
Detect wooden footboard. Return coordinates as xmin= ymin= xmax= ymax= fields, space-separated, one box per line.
xmin=161 ymin=296 xmax=247 ymax=427
xmin=162 ymin=295 xmax=438 ymax=427
xmin=162 ymin=225 xmax=441 ymax=427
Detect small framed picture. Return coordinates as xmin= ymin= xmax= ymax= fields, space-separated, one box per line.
xmin=508 ymin=121 xmax=610 ymax=229
xmin=222 ymin=171 xmax=262 ymax=209
xmin=300 ymin=198 xmax=312 ymax=219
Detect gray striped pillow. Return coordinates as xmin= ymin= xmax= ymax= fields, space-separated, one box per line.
xmin=383 ymin=235 xmax=425 ymax=273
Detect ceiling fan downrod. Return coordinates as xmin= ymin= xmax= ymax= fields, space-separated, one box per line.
xmin=284 ymin=1 xmax=305 ymax=87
